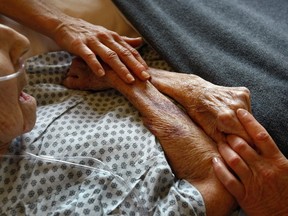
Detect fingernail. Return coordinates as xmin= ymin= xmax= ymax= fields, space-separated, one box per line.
xmin=97 ymin=69 xmax=105 ymax=77
xmin=212 ymin=157 xmax=220 ymax=164
xmin=237 ymin=108 xmax=248 ymax=118
xmin=126 ymin=74 xmax=135 ymax=83
xmin=141 ymin=70 xmax=150 ymax=79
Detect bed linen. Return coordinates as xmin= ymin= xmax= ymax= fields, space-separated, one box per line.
xmin=0 ymin=49 xmax=206 ymax=215
xmin=113 ymin=0 xmax=288 ymax=156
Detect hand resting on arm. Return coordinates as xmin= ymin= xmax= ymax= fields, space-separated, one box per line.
xmin=64 ymin=58 xmax=252 ymax=145
xmin=0 ymin=0 xmax=149 ymax=83
xmin=63 ymin=57 xmax=258 ymax=215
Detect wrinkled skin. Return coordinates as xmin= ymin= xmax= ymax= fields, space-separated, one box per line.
xmin=63 ymin=58 xmax=238 ymax=216
xmin=213 ymin=109 xmax=288 ymax=216
xmin=0 ymin=0 xmax=149 ymax=83
xmin=53 ymin=19 xmax=149 ymax=82
xmin=148 ymin=69 xmax=252 ymax=144
xmin=0 ymin=24 xmax=37 ymax=154
xmin=64 ymin=58 xmax=252 ymax=145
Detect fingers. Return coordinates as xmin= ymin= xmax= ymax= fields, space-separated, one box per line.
xmin=120 ymin=36 xmax=149 ymax=68
xmin=71 ymin=35 xmax=149 ymax=83
xmin=219 ymin=140 xmax=253 ymax=181
xmin=226 ymin=135 xmax=258 ymax=165
xmin=122 ymin=36 xmax=144 ymax=48
xmin=232 ymin=86 xmax=252 ymax=113
xmin=236 ymin=109 xmax=280 ymax=156
xmin=212 ymin=156 xmax=245 ymax=199
xmin=213 ymin=140 xmax=255 ymax=201
xmin=214 ymin=108 xmax=284 ymax=207
xmin=85 ymin=34 xmax=149 ymax=83
xmin=209 ymin=86 xmax=252 ymax=143
xmin=77 ymin=44 xmax=105 ymax=77
xmin=217 ymin=110 xmax=253 ymax=144
xmin=101 ymin=38 xmax=150 ymax=81
xmin=54 ymin=19 xmax=148 ymax=83
xmin=90 ymin=41 xmax=136 ymax=83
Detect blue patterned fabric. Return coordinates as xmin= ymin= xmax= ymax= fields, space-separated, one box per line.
xmin=0 ymin=50 xmax=206 ymax=216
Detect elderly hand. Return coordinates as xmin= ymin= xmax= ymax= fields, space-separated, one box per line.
xmin=186 ymin=81 xmax=252 ymax=143
xmin=213 ymin=109 xmax=288 ymax=216
xmin=53 ymin=17 xmax=149 ymax=83
xmin=148 ymin=69 xmax=252 ymax=143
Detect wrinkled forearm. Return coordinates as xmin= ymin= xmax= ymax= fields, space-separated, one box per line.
xmin=0 ymin=0 xmax=69 ymax=39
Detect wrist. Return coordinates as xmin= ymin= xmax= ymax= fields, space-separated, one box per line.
xmin=35 ymin=9 xmax=71 ymax=40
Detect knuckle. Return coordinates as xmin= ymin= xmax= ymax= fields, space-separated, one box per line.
xmin=218 ymin=110 xmax=235 ymax=126
xmin=256 ymin=165 xmax=274 ymax=180
xmin=241 ymin=86 xmax=250 ymax=94
xmin=87 ymin=38 xmax=100 ymax=47
xmin=228 ymin=155 xmax=241 ymax=168
xmin=238 ymin=87 xmax=251 ymax=99
xmin=104 ymin=50 xmax=118 ymax=62
xmin=130 ymin=48 xmax=140 ymax=56
xmin=233 ymin=140 xmax=247 ymax=153
xmin=97 ymin=32 xmax=110 ymax=40
xmin=119 ymin=48 xmax=132 ymax=57
xmin=255 ymin=131 xmax=270 ymax=142
xmin=111 ymin=32 xmax=121 ymax=39
xmin=83 ymin=53 xmax=96 ymax=61
xmin=71 ymin=38 xmax=83 ymax=48
xmin=219 ymin=110 xmax=235 ymax=119
xmin=224 ymin=178 xmax=238 ymax=188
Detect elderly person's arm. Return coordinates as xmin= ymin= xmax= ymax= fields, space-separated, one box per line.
xmin=63 ymin=58 xmax=240 ymax=215
xmin=64 ymin=58 xmax=252 ymax=146
xmin=0 ymin=0 xmax=149 ymax=83
xmin=147 ymin=68 xmax=252 ymax=144
xmin=213 ymin=109 xmax=288 ymax=216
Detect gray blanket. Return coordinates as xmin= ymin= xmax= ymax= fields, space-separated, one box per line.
xmin=113 ymin=0 xmax=288 ymax=156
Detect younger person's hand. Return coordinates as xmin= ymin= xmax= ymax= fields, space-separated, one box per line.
xmin=213 ymin=109 xmax=288 ymax=216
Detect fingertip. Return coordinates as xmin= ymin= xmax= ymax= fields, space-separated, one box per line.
xmin=141 ymin=61 xmax=149 ymax=70
xmin=212 ymin=157 xmax=224 ymax=175
xmin=122 ymin=36 xmax=144 ymax=48
xmin=141 ymin=70 xmax=151 ymax=80
xmin=212 ymin=157 xmax=221 ymax=165
xmin=97 ymin=69 xmax=105 ymax=77
xmin=122 ymin=36 xmax=142 ymax=40
xmin=126 ymin=74 xmax=135 ymax=83
xmin=87 ymin=60 xmax=105 ymax=77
